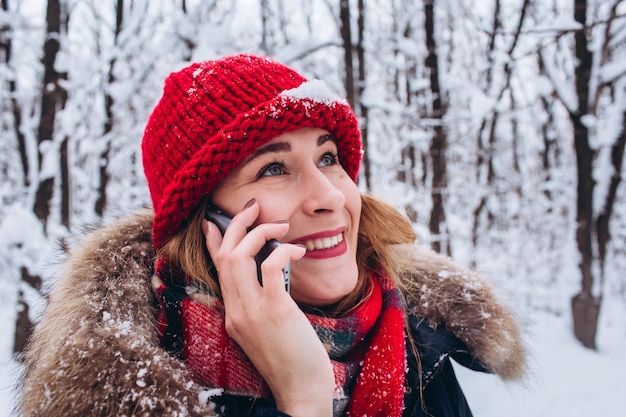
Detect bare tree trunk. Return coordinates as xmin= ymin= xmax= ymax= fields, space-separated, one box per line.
xmin=424 ymin=0 xmax=450 ymax=255
xmin=471 ymin=0 xmax=528 ymax=266
xmin=34 ymin=0 xmax=68 ymax=229
xmin=16 ymin=0 xmax=68 ymax=356
xmin=3 ymin=0 xmax=31 ymax=357
xmin=13 ymin=268 xmax=42 ymax=357
xmin=60 ymin=136 xmax=70 ymax=227
xmin=260 ymin=0 xmax=271 ymax=53
xmin=339 ymin=0 xmax=355 ymax=108
xmin=356 ymin=0 xmax=371 ymax=190
xmin=483 ymin=0 xmax=501 ymax=89
xmin=470 ymin=0 xmax=501 ymax=263
xmin=471 ymin=114 xmax=497 ymax=259
xmin=570 ymin=0 xmax=600 ymax=350
xmin=597 ymin=117 xmax=626 ymax=276
xmin=393 ymin=13 xmax=418 ymax=192
xmin=397 ymin=145 xmax=418 ymax=188
xmin=537 ymin=53 xmax=559 ymax=201
xmin=179 ymin=0 xmax=195 ymax=61
xmin=594 ymin=3 xmax=625 ymax=290
xmin=506 ymin=1 xmax=529 ymax=197
xmin=2 ymin=0 xmax=30 ymax=187
xmin=95 ymin=0 xmax=123 ymax=216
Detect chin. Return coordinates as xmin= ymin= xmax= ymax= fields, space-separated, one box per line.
xmin=292 ymin=279 xmax=358 ymax=307
xmin=290 ymin=261 xmax=359 ymax=305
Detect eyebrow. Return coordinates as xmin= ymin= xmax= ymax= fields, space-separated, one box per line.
xmin=318 ymin=134 xmax=336 ymax=146
xmin=249 ymin=142 xmax=291 ymax=161
xmin=246 ymin=133 xmax=337 ymax=163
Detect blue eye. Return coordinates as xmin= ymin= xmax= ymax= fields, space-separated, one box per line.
xmin=319 ymin=151 xmax=339 ymax=167
xmin=258 ymin=161 xmax=287 ymax=177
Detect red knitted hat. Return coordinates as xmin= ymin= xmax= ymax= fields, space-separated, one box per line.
xmin=142 ymin=54 xmax=362 ymax=249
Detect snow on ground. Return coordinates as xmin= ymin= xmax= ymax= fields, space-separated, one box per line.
xmin=456 ymin=307 xmax=626 ymax=417
xmin=1 ymin=307 xmax=624 ymax=416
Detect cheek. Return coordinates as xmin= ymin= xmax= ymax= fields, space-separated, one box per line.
xmin=343 ymin=182 xmax=362 ymax=222
xmin=209 ymin=181 xmax=246 ymax=213
xmin=255 ymin=195 xmax=293 ymax=223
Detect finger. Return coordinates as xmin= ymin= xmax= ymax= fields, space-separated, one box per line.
xmin=220 ymin=220 xmax=291 ymax=280
xmin=238 ymin=221 xmax=290 ymax=255
xmin=259 ymin=244 xmax=306 ymax=293
xmin=217 ymin=200 xmax=261 ymax=251
xmin=204 ymin=220 xmax=250 ymax=303
xmin=203 ymin=219 xmax=224 ymax=258
xmin=204 ymin=219 xmax=247 ymax=300
xmin=205 ymin=220 xmax=265 ymax=304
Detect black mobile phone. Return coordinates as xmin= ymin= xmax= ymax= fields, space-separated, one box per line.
xmin=204 ymin=205 xmax=291 ymax=292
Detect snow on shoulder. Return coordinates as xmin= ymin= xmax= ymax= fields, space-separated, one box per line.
xmin=280 ymin=80 xmax=346 ymax=105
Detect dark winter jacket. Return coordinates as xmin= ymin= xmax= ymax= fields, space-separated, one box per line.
xmin=18 ymin=210 xmax=526 ymax=417
xmin=404 ymin=316 xmax=487 ymax=417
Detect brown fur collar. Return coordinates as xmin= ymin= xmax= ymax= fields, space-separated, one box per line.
xmin=19 ymin=210 xmax=215 ymax=417
xmin=399 ymin=246 xmax=526 ymax=381
xmin=19 ymin=210 xmax=525 ymax=416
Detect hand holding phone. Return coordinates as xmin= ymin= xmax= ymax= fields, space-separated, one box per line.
xmin=204 ymin=205 xmax=291 ymax=292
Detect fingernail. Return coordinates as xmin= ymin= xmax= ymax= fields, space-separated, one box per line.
xmin=242 ymin=198 xmax=257 ymax=210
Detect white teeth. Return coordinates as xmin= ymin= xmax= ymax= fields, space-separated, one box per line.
xmin=303 ymin=233 xmax=343 ymax=251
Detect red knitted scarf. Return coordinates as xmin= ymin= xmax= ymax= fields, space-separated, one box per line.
xmin=155 ymin=269 xmax=406 ymax=416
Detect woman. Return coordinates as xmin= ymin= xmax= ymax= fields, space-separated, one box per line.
xmin=19 ymin=54 xmax=526 ymax=417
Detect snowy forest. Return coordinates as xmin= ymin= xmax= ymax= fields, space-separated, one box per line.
xmin=1 ymin=0 xmax=626 ymax=371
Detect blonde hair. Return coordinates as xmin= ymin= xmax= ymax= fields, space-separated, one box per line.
xmin=158 ymin=193 xmax=418 ymax=316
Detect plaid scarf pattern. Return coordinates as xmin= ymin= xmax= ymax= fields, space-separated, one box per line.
xmin=155 ymin=265 xmax=406 ymax=417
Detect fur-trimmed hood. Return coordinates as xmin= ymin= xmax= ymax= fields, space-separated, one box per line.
xmin=18 ymin=210 xmax=525 ymax=416
xmin=401 ymin=246 xmax=526 ymax=381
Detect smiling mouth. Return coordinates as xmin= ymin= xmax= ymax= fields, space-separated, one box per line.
xmin=302 ymin=233 xmax=344 ymax=251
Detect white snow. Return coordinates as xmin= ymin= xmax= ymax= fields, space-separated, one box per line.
xmin=456 ymin=308 xmax=626 ymax=416
xmin=280 ymin=80 xmax=347 ymax=105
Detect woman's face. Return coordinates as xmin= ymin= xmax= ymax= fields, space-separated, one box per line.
xmin=211 ymin=127 xmax=362 ymax=307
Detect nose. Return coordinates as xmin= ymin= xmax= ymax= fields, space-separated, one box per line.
xmin=298 ymin=167 xmax=346 ymax=215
